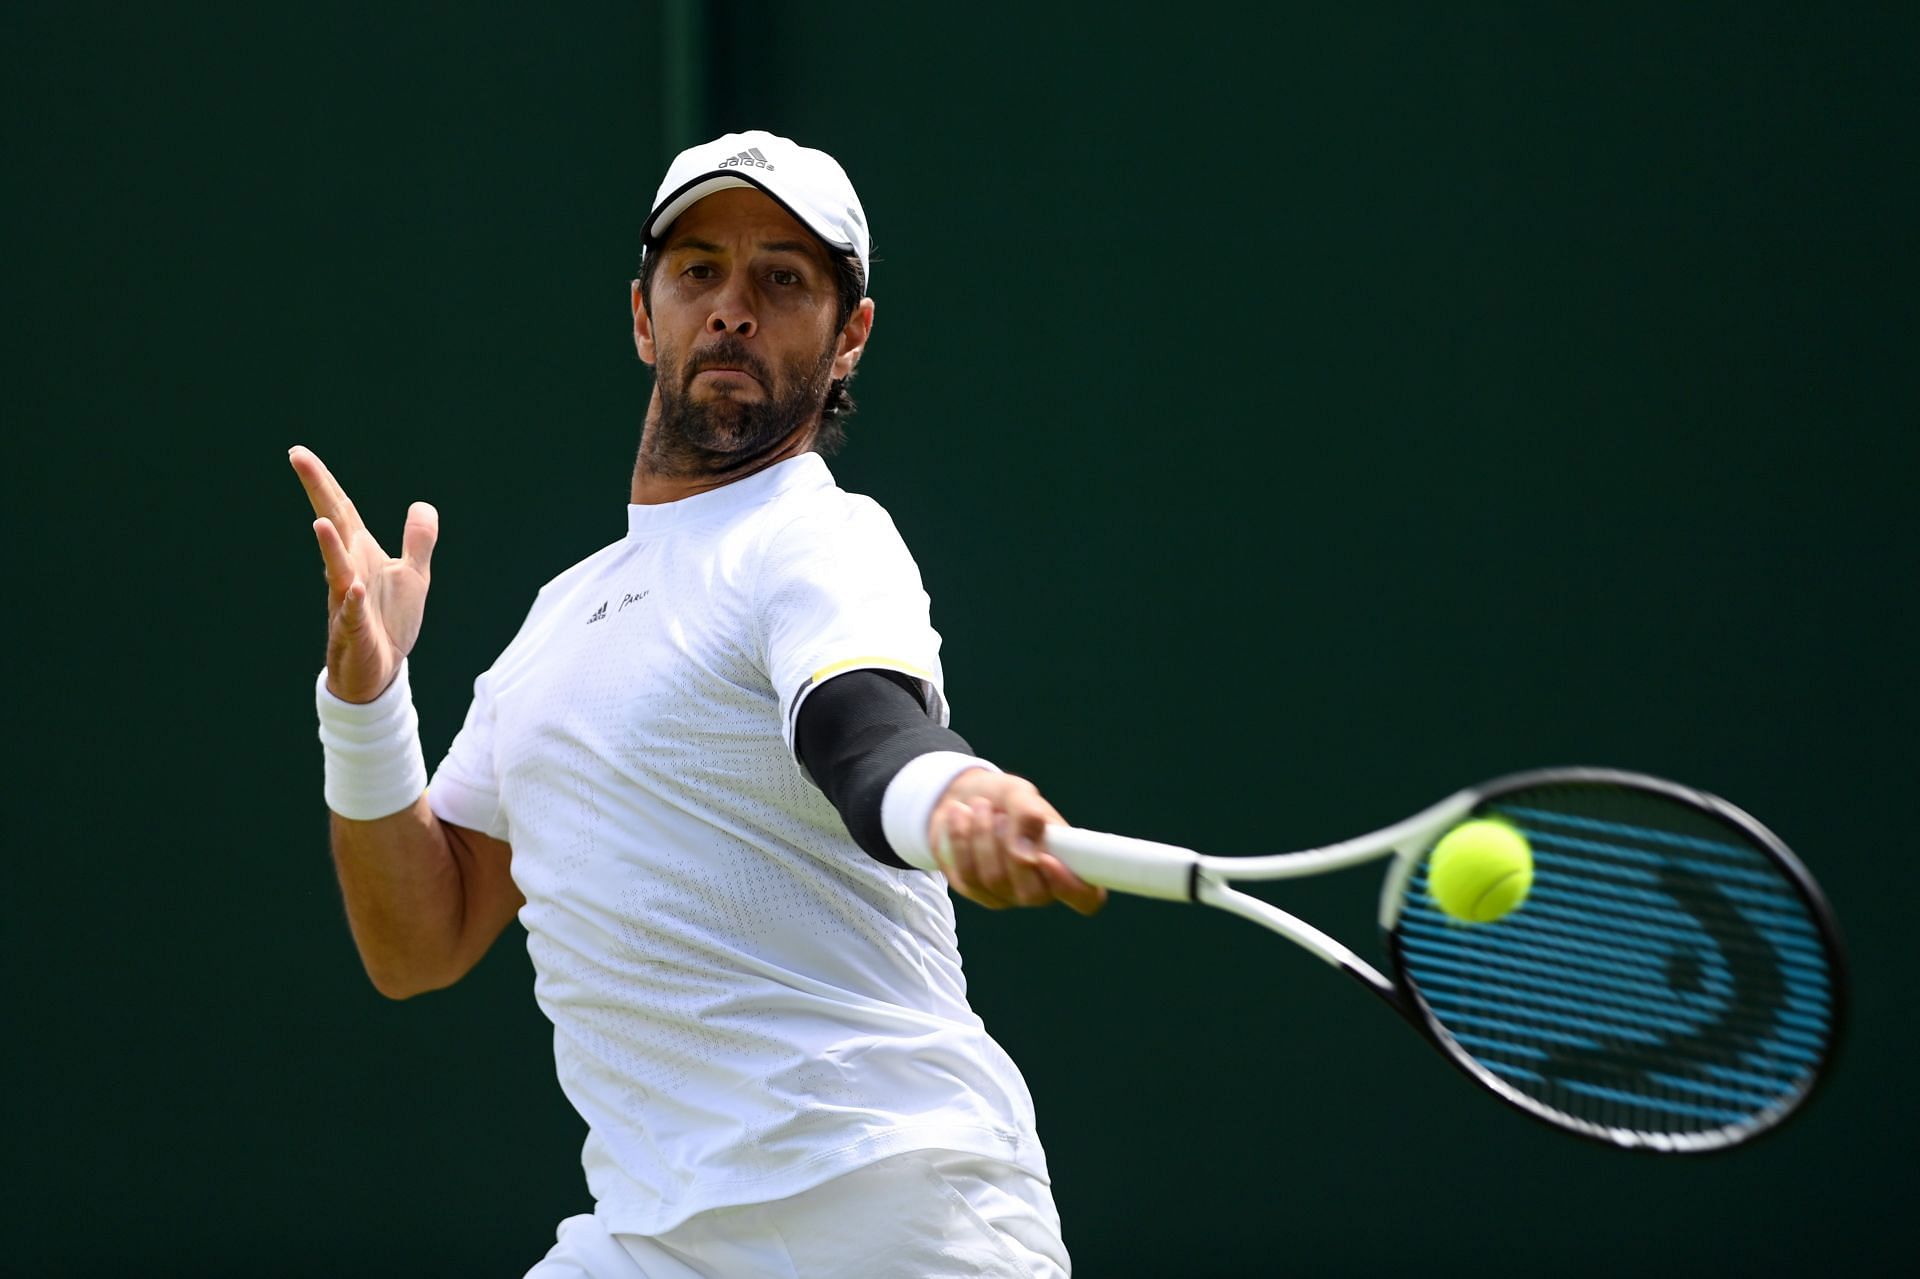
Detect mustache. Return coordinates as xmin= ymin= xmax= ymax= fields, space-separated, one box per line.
xmin=684 ymin=340 xmax=771 ymax=386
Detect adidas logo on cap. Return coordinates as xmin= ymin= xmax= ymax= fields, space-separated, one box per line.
xmin=717 ymin=146 xmax=774 ymax=172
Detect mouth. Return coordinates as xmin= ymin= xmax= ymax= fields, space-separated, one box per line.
xmin=688 ymin=363 xmax=763 ymax=389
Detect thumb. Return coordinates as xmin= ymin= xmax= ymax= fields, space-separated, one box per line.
xmin=402 ymin=501 xmax=439 ymax=576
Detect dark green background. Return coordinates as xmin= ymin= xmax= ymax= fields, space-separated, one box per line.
xmin=6 ymin=3 xmax=1912 ymax=1274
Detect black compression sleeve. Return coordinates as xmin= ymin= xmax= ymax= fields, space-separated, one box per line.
xmin=794 ymin=668 xmax=976 ymax=868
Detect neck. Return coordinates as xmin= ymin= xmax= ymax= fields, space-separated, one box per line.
xmin=629 ymin=423 xmax=817 ymax=505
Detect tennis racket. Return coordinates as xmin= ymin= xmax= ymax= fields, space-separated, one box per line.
xmin=1044 ymin=767 xmax=1844 ymax=1153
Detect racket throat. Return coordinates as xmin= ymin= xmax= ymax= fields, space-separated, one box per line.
xmin=1196 ymin=877 xmax=1395 ymax=999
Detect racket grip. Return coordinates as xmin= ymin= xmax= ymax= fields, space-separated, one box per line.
xmin=1044 ymin=826 xmax=1200 ymax=902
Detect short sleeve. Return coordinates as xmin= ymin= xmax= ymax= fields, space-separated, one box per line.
xmin=759 ymin=496 xmax=948 ymax=757
xmin=427 ymin=666 xmax=511 ymax=842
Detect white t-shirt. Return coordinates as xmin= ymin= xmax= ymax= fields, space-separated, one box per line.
xmin=427 ymin=454 xmax=1046 ymax=1237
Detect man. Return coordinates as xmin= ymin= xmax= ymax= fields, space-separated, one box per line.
xmin=290 ymin=130 xmax=1100 ymax=1277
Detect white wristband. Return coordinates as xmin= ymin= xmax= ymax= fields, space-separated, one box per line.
xmin=881 ymin=751 xmax=1001 ymax=872
xmin=315 ymin=661 xmax=429 ymax=821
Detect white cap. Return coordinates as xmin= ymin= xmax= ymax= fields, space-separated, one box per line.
xmin=644 ymin=130 xmax=870 ymax=289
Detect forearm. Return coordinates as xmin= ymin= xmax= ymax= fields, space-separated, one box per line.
xmin=330 ymin=797 xmax=476 ymax=999
xmin=795 ymin=669 xmax=984 ymax=867
xmin=317 ymin=662 xmax=518 ymax=997
xmin=794 ymin=668 xmax=1104 ymax=914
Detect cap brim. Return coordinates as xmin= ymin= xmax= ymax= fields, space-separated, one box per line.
xmin=643 ymin=172 xmax=856 ymax=255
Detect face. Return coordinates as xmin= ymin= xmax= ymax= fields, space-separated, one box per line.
xmin=632 ymin=188 xmax=872 ymax=476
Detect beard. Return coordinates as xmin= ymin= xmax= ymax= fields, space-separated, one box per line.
xmin=641 ymin=334 xmax=837 ymax=479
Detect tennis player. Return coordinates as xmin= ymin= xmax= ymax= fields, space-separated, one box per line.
xmin=291 ymin=130 xmax=1099 ymax=1277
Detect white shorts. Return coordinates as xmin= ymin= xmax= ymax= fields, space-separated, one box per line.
xmin=524 ymin=1149 xmax=1069 ymax=1278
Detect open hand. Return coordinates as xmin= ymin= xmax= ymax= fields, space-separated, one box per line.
xmin=289 ymin=445 xmax=438 ymax=704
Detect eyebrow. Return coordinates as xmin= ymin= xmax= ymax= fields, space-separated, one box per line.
xmin=663 ymin=237 xmax=821 ymax=260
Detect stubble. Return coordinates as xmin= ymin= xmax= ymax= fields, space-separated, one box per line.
xmin=640 ymin=335 xmax=837 ymax=479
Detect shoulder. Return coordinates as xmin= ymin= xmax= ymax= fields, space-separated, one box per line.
xmin=750 ymin=492 xmax=921 ymax=604
xmin=758 ymin=479 xmax=913 ymax=563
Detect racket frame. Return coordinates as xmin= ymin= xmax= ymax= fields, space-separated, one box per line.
xmin=1043 ymin=766 xmax=1848 ymax=1154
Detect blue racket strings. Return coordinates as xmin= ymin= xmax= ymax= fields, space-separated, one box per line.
xmin=1392 ymin=783 xmax=1836 ymax=1143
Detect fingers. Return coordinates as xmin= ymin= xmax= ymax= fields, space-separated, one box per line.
xmin=932 ymin=799 xmax=1011 ymax=911
xmin=1008 ymin=793 xmax=1106 ymax=914
xmin=401 ymin=501 xmax=439 ymax=577
xmin=927 ymin=780 xmax=1104 ymax=916
xmin=972 ymin=798 xmax=1049 ymax=906
xmin=288 ymin=445 xmax=365 ymax=535
xmin=312 ymin=517 xmax=355 ymax=603
xmin=338 ymin=575 xmax=370 ymax=634
xmin=990 ymin=802 xmax=1054 ymax=905
xmin=314 ymin=517 xmax=375 ymax=637
xmin=1037 ymin=851 xmax=1109 ymax=917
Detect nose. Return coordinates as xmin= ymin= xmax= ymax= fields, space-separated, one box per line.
xmin=706 ymin=277 xmax=756 ymax=338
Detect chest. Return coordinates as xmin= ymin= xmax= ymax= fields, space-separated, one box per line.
xmin=490 ymin=542 xmax=775 ymax=769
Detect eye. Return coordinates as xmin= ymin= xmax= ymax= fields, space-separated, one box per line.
xmin=769 ymin=268 xmax=802 ymax=287
xmin=683 ymin=263 xmax=716 ymax=281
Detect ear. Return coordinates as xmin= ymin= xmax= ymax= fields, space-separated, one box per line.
xmin=631 ymin=279 xmax=657 ymax=366
xmin=832 ymin=297 xmax=875 ymax=381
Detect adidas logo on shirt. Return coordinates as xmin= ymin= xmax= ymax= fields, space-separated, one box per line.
xmin=717 ymin=147 xmax=774 ymax=172
xmin=586 ymin=601 xmax=608 ymax=624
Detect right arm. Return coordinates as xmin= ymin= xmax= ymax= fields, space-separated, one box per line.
xmin=796 ymin=669 xmax=1103 ymax=915
xmin=291 ymin=445 xmax=522 ymax=999
xmin=328 ymin=799 xmax=520 ymax=1000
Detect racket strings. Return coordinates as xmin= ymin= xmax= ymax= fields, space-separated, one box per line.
xmin=1392 ymin=783 xmax=1837 ymax=1144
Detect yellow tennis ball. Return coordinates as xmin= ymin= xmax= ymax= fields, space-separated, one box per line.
xmin=1427 ymin=818 xmax=1533 ymax=923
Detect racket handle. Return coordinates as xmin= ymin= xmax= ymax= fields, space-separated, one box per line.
xmin=1044 ymin=826 xmax=1200 ymax=902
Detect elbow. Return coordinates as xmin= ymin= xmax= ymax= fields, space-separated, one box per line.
xmin=370 ymin=975 xmax=426 ymax=1002
xmin=365 ymin=961 xmax=457 ymax=1002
